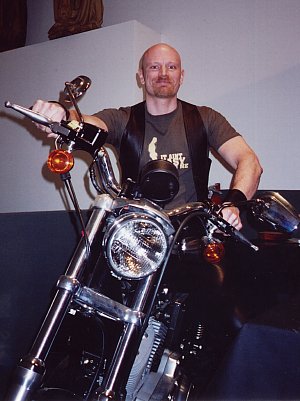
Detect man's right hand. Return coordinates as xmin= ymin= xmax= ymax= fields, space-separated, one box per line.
xmin=31 ymin=100 xmax=108 ymax=136
xmin=31 ymin=100 xmax=67 ymax=137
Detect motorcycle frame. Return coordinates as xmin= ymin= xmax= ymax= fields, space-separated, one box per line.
xmin=5 ymin=194 xmax=165 ymax=401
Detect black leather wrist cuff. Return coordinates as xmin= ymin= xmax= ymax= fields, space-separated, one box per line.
xmin=224 ymin=188 xmax=247 ymax=204
xmin=48 ymin=101 xmax=70 ymax=120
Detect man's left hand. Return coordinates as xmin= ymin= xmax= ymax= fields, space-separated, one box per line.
xmin=221 ymin=206 xmax=242 ymax=230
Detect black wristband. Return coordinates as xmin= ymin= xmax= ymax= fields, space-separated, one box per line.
xmin=224 ymin=188 xmax=247 ymax=204
xmin=48 ymin=101 xmax=70 ymax=120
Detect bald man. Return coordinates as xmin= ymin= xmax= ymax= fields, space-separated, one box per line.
xmin=32 ymin=43 xmax=262 ymax=228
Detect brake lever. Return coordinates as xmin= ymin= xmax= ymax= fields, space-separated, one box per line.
xmin=5 ymin=101 xmax=76 ymax=144
xmin=5 ymin=101 xmax=53 ymax=126
xmin=209 ymin=213 xmax=259 ymax=251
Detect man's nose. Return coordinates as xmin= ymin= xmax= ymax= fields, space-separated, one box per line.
xmin=159 ymin=65 xmax=167 ymax=76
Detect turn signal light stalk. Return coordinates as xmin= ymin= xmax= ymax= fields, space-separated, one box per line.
xmin=47 ymin=149 xmax=74 ymax=174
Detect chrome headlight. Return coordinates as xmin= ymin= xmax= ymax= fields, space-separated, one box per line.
xmin=104 ymin=213 xmax=169 ymax=279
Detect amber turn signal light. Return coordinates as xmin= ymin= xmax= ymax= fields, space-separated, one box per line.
xmin=47 ymin=149 xmax=74 ymax=174
xmin=203 ymin=242 xmax=225 ymax=263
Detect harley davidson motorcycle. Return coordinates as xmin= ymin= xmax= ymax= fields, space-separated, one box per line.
xmin=4 ymin=77 xmax=300 ymax=401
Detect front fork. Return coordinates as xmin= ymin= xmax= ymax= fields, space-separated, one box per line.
xmin=5 ymin=195 xmax=113 ymax=401
xmin=93 ymin=274 xmax=156 ymax=401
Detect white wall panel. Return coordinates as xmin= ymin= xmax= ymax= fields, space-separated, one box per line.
xmin=2 ymin=0 xmax=300 ymax=210
xmin=0 ymin=21 xmax=160 ymax=212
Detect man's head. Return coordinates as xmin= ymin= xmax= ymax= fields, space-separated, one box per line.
xmin=138 ymin=43 xmax=184 ymax=99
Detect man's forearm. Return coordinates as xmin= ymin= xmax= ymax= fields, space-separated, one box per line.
xmin=230 ymin=155 xmax=263 ymax=199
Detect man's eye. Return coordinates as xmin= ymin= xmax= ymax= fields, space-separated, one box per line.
xmin=169 ymin=65 xmax=177 ymax=70
xmin=149 ymin=65 xmax=159 ymax=70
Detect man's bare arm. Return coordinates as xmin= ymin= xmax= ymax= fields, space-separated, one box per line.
xmin=69 ymin=109 xmax=108 ymax=131
xmin=216 ymin=136 xmax=263 ymax=229
xmin=217 ymin=136 xmax=263 ymax=199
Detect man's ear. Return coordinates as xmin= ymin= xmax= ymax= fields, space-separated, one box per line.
xmin=180 ymin=69 xmax=185 ymax=85
xmin=138 ymin=69 xmax=145 ymax=85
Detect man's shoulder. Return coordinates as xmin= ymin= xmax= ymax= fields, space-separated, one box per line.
xmin=178 ymin=99 xmax=216 ymax=120
xmin=178 ymin=99 xmax=213 ymax=112
xmin=94 ymin=105 xmax=132 ymax=118
xmin=130 ymin=101 xmax=146 ymax=113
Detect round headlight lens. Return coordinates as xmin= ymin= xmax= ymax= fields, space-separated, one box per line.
xmin=104 ymin=214 xmax=169 ymax=279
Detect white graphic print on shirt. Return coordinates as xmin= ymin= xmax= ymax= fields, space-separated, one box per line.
xmin=147 ymin=136 xmax=189 ymax=169
xmin=148 ymin=137 xmax=158 ymax=160
xmin=161 ymin=153 xmax=189 ymax=169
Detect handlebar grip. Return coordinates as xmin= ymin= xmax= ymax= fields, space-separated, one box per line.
xmin=5 ymin=101 xmax=53 ymax=126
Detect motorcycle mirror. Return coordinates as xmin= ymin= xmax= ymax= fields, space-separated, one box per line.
xmin=63 ymin=75 xmax=91 ymax=123
xmin=249 ymin=191 xmax=300 ymax=233
xmin=64 ymin=75 xmax=91 ymax=102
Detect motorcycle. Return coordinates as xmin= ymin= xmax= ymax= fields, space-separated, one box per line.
xmin=4 ymin=77 xmax=300 ymax=401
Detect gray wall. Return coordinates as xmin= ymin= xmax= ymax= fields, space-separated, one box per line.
xmin=1 ymin=0 xmax=300 ymax=212
xmin=0 ymin=21 xmax=160 ymax=212
xmin=102 ymin=0 xmax=300 ymax=192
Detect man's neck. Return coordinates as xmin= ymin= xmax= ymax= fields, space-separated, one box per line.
xmin=145 ymin=96 xmax=178 ymax=116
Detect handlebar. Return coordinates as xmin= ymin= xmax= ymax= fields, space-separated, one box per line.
xmin=5 ymin=100 xmax=108 ymax=157
xmin=167 ymin=202 xmax=259 ymax=251
xmin=5 ymin=101 xmax=53 ymax=126
xmin=4 ymin=100 xmax=266 ymax=251
xmin=207 ymin=212 xmax=259 ymax=251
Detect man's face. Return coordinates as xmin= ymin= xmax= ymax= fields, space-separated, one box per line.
xmin=139 ymin=44 xmax=184 ymax=99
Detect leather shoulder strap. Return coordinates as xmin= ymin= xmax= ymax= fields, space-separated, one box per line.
xmin=119 ymin=101 xmax=145 ymax=182
xmin=180 ymin=100 xmax=211 ymax=200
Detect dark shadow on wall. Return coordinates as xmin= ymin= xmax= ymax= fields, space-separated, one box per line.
xmin=0 ymin=0 xmax=27 ymax=52
xmin=0 ymin=209 xmax=90 ymax=397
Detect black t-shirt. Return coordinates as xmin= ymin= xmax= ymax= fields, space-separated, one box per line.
xmin=94 ymin=102 xmax=240 ymax=208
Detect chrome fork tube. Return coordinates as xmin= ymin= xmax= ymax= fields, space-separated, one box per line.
xmin=5 ymin=198 xmax=112 ymax=401
xmin=93 ymin=274 xmax=156 ymax=401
